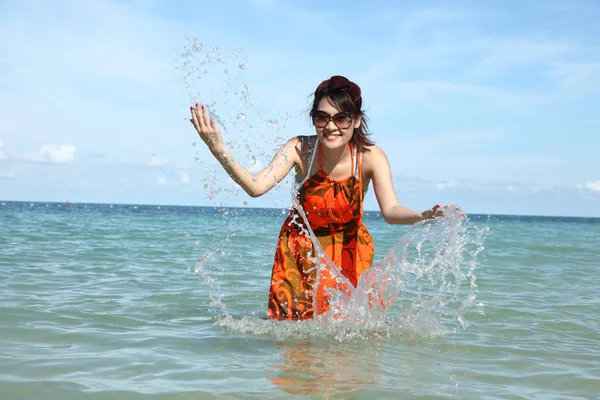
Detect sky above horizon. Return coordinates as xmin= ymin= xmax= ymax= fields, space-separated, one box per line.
xmin=1 ymin=0 xmax=599 ymax=217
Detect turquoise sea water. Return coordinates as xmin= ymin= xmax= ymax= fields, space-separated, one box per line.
xmin=1 ymin=201 xmax=599 ymax=399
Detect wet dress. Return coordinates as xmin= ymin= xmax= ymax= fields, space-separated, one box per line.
xmin=267 ymin=138 xmax=375 ymax=320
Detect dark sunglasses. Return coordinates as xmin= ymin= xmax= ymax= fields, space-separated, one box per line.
xmin=311 ymin=111 xmax=354 ymax=129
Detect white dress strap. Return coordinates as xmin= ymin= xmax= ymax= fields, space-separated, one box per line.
xmin=354 ymin=145 xmax=360 ymax=179
xmin=298 ymin=137 xmax=319 ymax=186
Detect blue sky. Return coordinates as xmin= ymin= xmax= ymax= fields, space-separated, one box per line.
xmin=0 ymin=0 xmax=599 ymax=217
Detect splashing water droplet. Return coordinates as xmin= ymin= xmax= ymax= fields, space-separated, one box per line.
xmin=243 ymin=201 xmax=248 ymax=206
xmin=239 ymin=63 xmax=247 ymax=70
xmin=237 ymin=113 xmax=246 ymax=120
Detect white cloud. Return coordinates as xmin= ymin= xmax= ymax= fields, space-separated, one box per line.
xmin=399 ymin=176 xmax=569 ymax=196
xmin=0 ymin=171 xmax=15 ymax=179
xmin=156 ymin=176 xmax=167 ymax=185
xmin=582 ymin=180 xmax=600 ymax=192
xmin=142 ymin=156 xmax=170 ymax=168
xmin=17 ymin=143 xmax=76 ymax=163
xmin=0 ymin=0 xmax=188 ymax=162
xmin=0 ymin=141 xmax=6 ymax=160
xmin=180 ymin=171 xmax=190 ymax=184
xmin=436 ymin=181 xmax=458 ymax=190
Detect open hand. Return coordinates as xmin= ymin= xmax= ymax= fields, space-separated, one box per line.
xmin=189 ymin=103 xmax=223 ymax=151
xmin=420 ymin=204 xmax=465 ymax=220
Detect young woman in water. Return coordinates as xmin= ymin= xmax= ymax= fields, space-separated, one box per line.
xmin=190 ymin=75 xmax=446 ymax=320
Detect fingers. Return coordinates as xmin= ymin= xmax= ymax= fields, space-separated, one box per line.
xmin=190 ymin=105 xmax=200 ymax=130
xmin=189 ymin=103 xmax=214 ymax=135
xmin=431 ymin=204 xmax=466 ymax=218
xmin=431 ymin=204 xmax=442 ymax=217
xmin=196 ymin=103 xmax=209 ymax=132
xmin=202 ymin=103 xmax=211 ymax=126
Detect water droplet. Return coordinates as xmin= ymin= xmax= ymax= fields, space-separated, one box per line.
xmin=237 ymin=113 xmax=246 ymax=120
xmin=243 ymin=201 xmax=248 ymax=206
xmin=238 ymin=63 xmax=247 ymax=70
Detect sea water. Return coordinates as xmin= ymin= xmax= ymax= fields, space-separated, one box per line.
xmin=1 ymin=201 xmax=599 ymax=399
xmin=2 ymin=37 xmax=599 ymax=399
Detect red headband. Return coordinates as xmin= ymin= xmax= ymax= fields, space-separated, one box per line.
xmin=315 ymin=75 xmax=362 ymax=104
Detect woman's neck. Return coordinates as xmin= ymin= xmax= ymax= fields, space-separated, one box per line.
xmin=321 ymin=141 xmax=352 ymax=169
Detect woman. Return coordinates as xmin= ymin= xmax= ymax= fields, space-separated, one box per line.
xmin=190 ymin=75 xmax=445 ymax=320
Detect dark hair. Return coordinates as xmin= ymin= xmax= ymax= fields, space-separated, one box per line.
xmin=310 ymin=88 xmax=375 ymax=151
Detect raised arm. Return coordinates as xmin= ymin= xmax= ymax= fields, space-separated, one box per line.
xmin=190 ymin=104 xmax=300 ymax=197
xmin=365 ymin=146 xmax=443 ymax=224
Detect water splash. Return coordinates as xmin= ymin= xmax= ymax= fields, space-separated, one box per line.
xmin=174 ymin=35 xmax=296 ymax=208
xmin=189 ymin=234 xmax=234 ymax=316
xmin=214 ymin=209 xmax=487 ymax=341
xmin=317 ymin=207 xmax=487 ymax=333
xmin=178 ymin=37 xmax=486 ymax=339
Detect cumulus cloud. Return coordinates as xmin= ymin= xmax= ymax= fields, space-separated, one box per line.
xmin=17 ymin=143 xmax=76 ymax=163
xmin=0 ymin=171 xmax=15 ymax=179
xmin=580 ymin=180 xmax=600 ymax=192
xmin=156 ymin=176 xmax=167 ymax=185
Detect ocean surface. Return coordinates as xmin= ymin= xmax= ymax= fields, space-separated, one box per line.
xmin=1 ymin=201 xmax=599 ymax=399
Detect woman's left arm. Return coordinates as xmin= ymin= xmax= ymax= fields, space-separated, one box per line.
xmin=366 ymin=146 xmax=443 ymax=225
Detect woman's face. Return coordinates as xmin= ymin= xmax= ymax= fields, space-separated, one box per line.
xmin=314 ymin=96 xmax=361 ymax=151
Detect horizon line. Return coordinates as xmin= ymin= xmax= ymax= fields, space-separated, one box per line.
xmin=1 ymin=199 xmax=599 ymax=220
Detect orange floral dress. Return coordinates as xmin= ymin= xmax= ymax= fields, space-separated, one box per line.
xmin=267 ymin=139 xmax=375 ymax=320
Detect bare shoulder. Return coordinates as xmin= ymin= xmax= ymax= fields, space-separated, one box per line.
xmin=362 ymin=145 xmax=389 ymax=168
xmin=280 ymin=136 xmax=303 ymax=155
xmin=280 ymin=135 xmax=316 ymax=170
